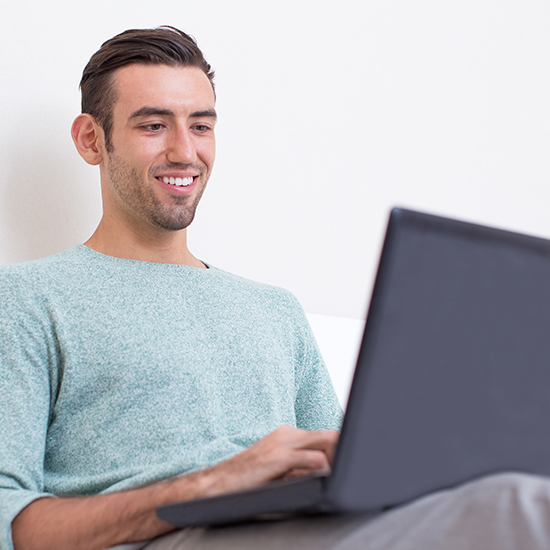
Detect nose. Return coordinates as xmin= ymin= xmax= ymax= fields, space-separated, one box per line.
xmin=166 ymin=126 xmax=197 ymax=164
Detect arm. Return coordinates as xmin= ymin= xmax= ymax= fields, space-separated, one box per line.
xmin=12 ymin=426 xmax=338 ymax=550
xmin=285 ymin=294 xmax=344 ymax=431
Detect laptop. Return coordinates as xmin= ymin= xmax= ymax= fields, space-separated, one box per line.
xmin=158 ymin=207 xmax=550 ymax=527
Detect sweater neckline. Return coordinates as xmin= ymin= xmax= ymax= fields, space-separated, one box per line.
xmin=75 ymin=244 xmax=211 ymax=270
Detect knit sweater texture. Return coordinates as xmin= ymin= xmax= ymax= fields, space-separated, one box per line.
xmin=0 ymin=245 xmax=342 ymax=550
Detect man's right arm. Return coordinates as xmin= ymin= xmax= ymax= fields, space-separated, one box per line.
xmin=12 ymin=426 xmax=338 ymax=550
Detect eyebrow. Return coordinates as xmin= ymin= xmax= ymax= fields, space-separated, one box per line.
xmin=128 ymin=106 xmax=218 ymax=121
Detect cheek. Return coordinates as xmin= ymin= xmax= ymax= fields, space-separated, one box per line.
xmin=120 ymin=141 xmax=164 ymax=171
xmin=198 ymin=139 xmax=216 ymax=169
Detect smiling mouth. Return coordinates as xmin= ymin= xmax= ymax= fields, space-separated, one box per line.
xmin=158 ymin=176 xmax=194 ymax=187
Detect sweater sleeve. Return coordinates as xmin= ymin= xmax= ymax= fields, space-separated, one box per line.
xmin=284 ymin=293 xmax=344 ymax=431
xmin=0 ymin=270 xmax=57 ymax=550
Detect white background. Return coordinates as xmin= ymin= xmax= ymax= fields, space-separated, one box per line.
xmin=1 ymin=0 xmax=549 ymax=324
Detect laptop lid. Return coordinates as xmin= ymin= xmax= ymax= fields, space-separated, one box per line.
xmin=327 ymin=207 xmax=550 ymax=512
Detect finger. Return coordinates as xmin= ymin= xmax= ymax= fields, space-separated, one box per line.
xmin=291 ymin=430 xmax=339 ymax=465
xmin=286 ymin=448 xmax=331 ymax=474
xmin=281 ymin=464 xmax=331 ymax=480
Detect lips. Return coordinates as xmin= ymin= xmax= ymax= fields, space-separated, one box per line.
xmin=158 ymin=176 xmax=193 ymax=187
xmin=154 ymin=173 xmax=199 ymax=196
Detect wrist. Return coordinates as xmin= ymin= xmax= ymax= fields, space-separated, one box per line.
xmin=169 ymin=467 xmax=219 ymax=502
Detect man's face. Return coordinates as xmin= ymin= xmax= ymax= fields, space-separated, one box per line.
xmin=101 ymin=63 xmax=217 ymax=232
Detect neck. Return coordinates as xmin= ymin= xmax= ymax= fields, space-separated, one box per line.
xmin=85 ymin=215 xmax=205 ymax=267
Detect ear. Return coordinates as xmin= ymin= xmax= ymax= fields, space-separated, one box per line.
xmin=71 ymin=114 xmax=105 ymax=166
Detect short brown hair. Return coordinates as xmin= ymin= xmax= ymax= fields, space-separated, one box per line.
xmin=80 ymin=26 xmax=215 ymax=151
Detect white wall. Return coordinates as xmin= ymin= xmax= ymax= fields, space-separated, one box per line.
xmin=306 ymin=313 xmax=364 ymax=407
xmin=1 ymin=1 xmax=550 ymax=320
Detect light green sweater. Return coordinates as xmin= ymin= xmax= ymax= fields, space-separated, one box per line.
xmin=0 ymin=246 xmax=342 ymax=549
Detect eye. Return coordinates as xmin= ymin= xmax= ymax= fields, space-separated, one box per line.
xmin=142 ymin=123 xmax=164 ymax=132
xmin=193 ymin=124 xmax=211 ymax=133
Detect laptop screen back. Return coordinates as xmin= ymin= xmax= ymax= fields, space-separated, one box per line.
xmin=329 ymin=208 xmax=550 ymax=511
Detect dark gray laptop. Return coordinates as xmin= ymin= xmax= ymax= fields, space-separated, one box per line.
xmin=158 ymin=207 xmax=550 ymax=527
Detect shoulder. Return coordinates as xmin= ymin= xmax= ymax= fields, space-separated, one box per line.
xmin=0 ymin=246 xmax=89 ymax=305
xmin=0 ymin=246 xmax=87 ymax=279
xmin=206 ymin=265 xmax=303 ymax=311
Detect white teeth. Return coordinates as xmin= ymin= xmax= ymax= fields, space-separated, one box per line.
xmin=161 ymin=176 xmax=193 ymax=187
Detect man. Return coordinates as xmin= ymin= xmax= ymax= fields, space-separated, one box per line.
xmin=0 ymin=27 xmax=341 ymax=549
xmin=3 ymin=25 xmax=550 ymax=550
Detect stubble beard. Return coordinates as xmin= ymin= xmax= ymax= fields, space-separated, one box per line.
xmin=107 ymin=152 xmax=208 ymax=232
